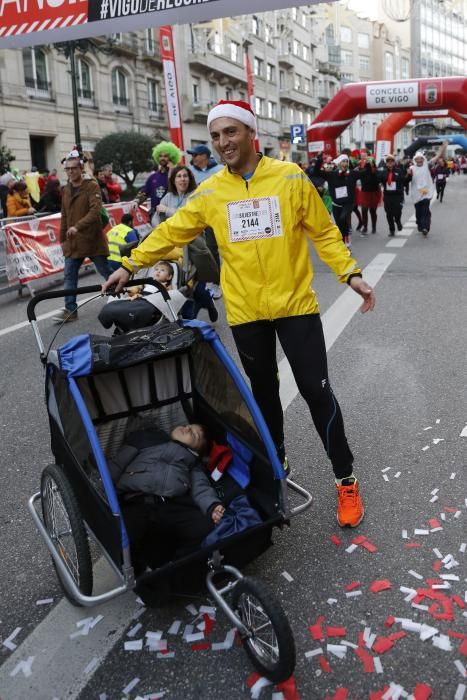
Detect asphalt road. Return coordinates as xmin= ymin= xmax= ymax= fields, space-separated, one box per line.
xmin=0 ymin=176 xmax=466 ymax=700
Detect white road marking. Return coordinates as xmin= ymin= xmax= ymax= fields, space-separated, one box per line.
xmin=279 ymin=253 xmax=396 ymax=409
xmin=386 ymin=239 xmax=407 ymax=248
xmin=0 ymin=295 xmax=99 ymax=338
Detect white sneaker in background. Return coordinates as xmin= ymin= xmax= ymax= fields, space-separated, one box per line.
xmin=206 ymin=283 xmax=222 ymax=299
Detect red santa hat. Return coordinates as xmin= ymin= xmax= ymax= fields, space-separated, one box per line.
xmin=207 ymin=100 xmax=257 ymax=132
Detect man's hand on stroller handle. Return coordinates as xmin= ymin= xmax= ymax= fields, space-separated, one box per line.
xmin=101 ymin=267 xmax=131 ymax=295
xmin=211 ymin=504 xmax=225 ymax=524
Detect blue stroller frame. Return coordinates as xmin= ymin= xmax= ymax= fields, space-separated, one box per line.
xmin=27 ymin=280 xmax=312 ymax=682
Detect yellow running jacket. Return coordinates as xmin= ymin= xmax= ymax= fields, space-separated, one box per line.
xmin=122 ymin=156 xmax=361 ymax=326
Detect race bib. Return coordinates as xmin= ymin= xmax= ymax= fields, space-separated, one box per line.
xmin=335 ymin=186 xmax=348 ymax=199
xmin=227 ymin=197 xmax=283 ymax=242
xmin=437 ymin=174 xmax=445 ymax=180
xmin=386 ymin=181 xmax=396 ymax=191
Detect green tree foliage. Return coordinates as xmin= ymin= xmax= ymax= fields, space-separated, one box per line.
xmin=0 ymin=145 xmax=16 ymax=174
xmin=94 ymin=132 xmax=153 ymax=194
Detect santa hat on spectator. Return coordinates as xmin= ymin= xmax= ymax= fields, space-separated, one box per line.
xmin=207 ymin=100 xmax=257 ymax=132
xmin=351 ymin=148 xmax=361 ymax=159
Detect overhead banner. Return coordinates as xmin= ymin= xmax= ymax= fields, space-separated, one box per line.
xmin=0 ymin=0 xmax=337 ymax=49
xmin=159 ymin=25 xmax=184 ymax=152
xmin=3 ymin=204 xmax=150 ymax=285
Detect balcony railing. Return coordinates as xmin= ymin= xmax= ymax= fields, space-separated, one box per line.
xmin=148 ymin=102 xmax=164 ymax=119
xmin=77 ymin=88 xmax=95 ymax=103
xmin=113 ymin=95 xmax=130 ymax=108
xmin=25 ymin=77 xmax=53 ymax=99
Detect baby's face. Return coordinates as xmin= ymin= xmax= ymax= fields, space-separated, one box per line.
xmin=154 ymin=264 xmax=172 ymax=283
xmin=171 ymin=424 xmax=206 ymax=452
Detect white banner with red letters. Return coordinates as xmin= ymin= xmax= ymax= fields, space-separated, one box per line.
xmin=3 ymin=204 xmax=150 ymax=285
xmin=0 ymin=0 xmax=337 ymax=49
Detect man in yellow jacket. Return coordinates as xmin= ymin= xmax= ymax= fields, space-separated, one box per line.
xmin=103 ymin=100 xmax=375 ymax=528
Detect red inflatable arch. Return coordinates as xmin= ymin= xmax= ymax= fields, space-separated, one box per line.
xmin=375 ymin=109 xmax=467 ymax=158
xmin=307 ymin=76 xmax=467 ymax=160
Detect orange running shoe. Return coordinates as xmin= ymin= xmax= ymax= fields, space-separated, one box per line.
xmin=336 ymin=477 xmax=364 ymax=528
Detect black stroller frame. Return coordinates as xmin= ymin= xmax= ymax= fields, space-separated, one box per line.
xmin=27 ymin=281 xmax=312 ymax=682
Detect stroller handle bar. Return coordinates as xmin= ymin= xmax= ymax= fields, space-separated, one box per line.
xmin=26 ymin=277 xmax=171 ymax=322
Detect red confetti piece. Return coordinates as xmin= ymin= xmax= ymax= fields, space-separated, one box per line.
xmin=355 ymin=647 xmax=375 ymax=672
xmin=428 ymin=518 xmax=441 ymax=529
xmin=444 ymin=506 xmax=458 ymax=513
xmin=191 ymin=642 xmax=210 ymax=651
xmin=413 ymin=683 xmax=432 ymax=700
xmin=369 ymin=579 xmax=392 ymax=593
xmin=344 ymin=581 xmax=361 ymax=591
xmin=452 ymin=595 xmax=466 ymax=609
xmin=158 ymin=648 xmax=171 ymax=655
xmin=405 ymin=543 xmax=422 ymax=549
xmin=309 ymin=616 xmax=325 ymax=641
xmin=357 ymin=630 xmax=366 ymax=647
xmin=460 ymin=639 xmax=467 ymax=656
xmin=372 ymin=636 xmax=394 ymax=655
xmin=425 ymin=579 xmax=443 ymax=587
xmin=319 ymin=656 xmax=332 ymax=673
xmin=361 ymin=540 xmax=378 ymax=553
xmin=330 ymin=535 xmax=342 ymax=546
xmin=275 ymin=676 xmax=301 ymax=700
xmin=327 ymin=627 xmax=347 ymax=637
xmin=332 ymin=689 xmax=349 ymax=700
xmin=202 ymin=613 xmax=215 ymax=636
xmin=246 ymin=672 xmax=262 ymax=688
xmin=352 ymin=535 xmax=367 ymax=545
xmin=448 ymin=630 xmax=467 ymax=640
xmin=432 ymin=560 xmax=442 ymax=572
xmin=369 ymin=690 xmax=390 ymax=700
xmin=384 ymin=615 xmax=396 ymax=628
xmin=388 ymin=631 xmax=407 ymax=642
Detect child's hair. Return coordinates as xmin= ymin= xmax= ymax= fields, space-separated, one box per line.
xmin=121 ymin=213 xmax=134 ymax=226
xmin=197 ymin=424 xmax=212 ymax=456
xmin=155 ymin=260 xmax=173 ymax=279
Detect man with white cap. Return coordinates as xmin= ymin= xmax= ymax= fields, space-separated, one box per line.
xmin=103 ymin=100 xmax=375 ymax=528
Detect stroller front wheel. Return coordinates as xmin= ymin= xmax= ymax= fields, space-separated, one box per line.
xmin=231 ymin=576 xmax=295 ymax=683
xmin=41 ymin=464 xmax=93 ymax=606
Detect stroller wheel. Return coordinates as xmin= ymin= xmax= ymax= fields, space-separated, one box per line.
xmin=41 ymin=464 xmax=93 ymax=606
xmin=232 ymin=576 xmax=295 ymax=683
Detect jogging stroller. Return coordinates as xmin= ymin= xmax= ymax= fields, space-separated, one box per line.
xmin=27 ymin=281 xmax=312 ymax=682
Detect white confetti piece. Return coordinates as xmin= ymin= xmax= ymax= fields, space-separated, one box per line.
xmin=430 ymin=495 xmax=439 ymax=503
xmin=433 ymin=548 xmax=443 ymax=558
xmin=305 ymin=648 xmax=323 ymax=658
xmin=459 ymin=425 xmax=467 ymax=437
xmin=383 ymin=474 xmax=389 ymax=482
xmin=451 ymin=473 xmax=457 ymax=480
xmin=412 ymin=603 xmax=429 ymax=611
xmin=436 ymin=419 xmax=440 ymax=424
xmin=396 ymin=618 xmax=422 ymax=633
xmin=374 ymin=656 xmax=383 ymax=674
xmin=185 ymin=604 xmax=198 ymax=616
xmin=199 ymin=605 xmax=216 ymax=616
xmin=185 ymin=632 xmax=205 ymax=643
xmin=167 ymin=620 xmax=182 ymax=635
xmin=441 ymin=513 xmax=446 ymax=521
xmin=122 ymin=677 xmax=140 ymax=696
xmin=431 ymin=527 xmax=443 ymax=533
xmin=127 ymin=623 xmax=142 ymax=638
xmin=420 ymin=625 xmax=439 ymax=641
xmin=383 ymin=682 xmax=408 ymax=700
xmin=455 ymin=683 xmax=466 ymax=700
xmin=454 ymin=510 xmax=462 ymax=519
xmin=250 ymin=676 xmax=272 ymax=698
xmin=157 ymin=651 xmax=175 ymax=659
xmin=281 ymin=571 xmax=294 ymax=582
xmin=99 ymin=694 xmax=108 ymax=700
xmin=2 ymin=627 xmax=21 ymax=651
xmin=9 ymin=656 xmax=35 ymax=678
xmin=345 ymin=543 xmax=358 ymax=553
xmin=345 ymin=590 xmax=362 ymax=598
xmin=381 ymin=467 xmax=391 ymax=473
xmin=124 ymin=640 xmax=143 ymax=651
xmin=327 ymin=598 xmax=338 ymax=605
xmin=454 ymin=660 xmax=467 ymax=678
xmin=423 ymin=426 xmax=432 ymax=431
xmin=341 ymin=640 xmax=358 ymax=649
xmin=272 ymin=693 xmax=286 ymax=700
xmin=431 ymin=489 xmax=439 ymax=496
xmin=147 ymin=640 xmax=168 ymax=652
xmin=402 ymin=530 xmax=408 ymax=539
xmin=327 ymin=644 xmax=347 ymax=658
xmin=132 ymin=606 xmax=145 ymax=620
xmin=183 ymin=624 xmax=193 ymax=639
xmin=400 ymin=586 xmax=417 ymax=595
xmin=36 ymin=598 xmax=54 ymax=605
xmin=432 ymin=438 xmax=444 ymax=445
xmin=432 ymin=583 xmax=451 ymax=590
xmin=146 ymin=630 xmax=163 ymax=642
xmin=394 ymin=472 xmax=401 ymax=478
xmin=440 ymin=574 xmax=460 ymax=581
xmin=414 ymin=529 xmax=430 ymax=535
xmin=83 ymin=657 xmax=99 ymax=675
xmin=408 ymin=570 xmax=423 ymax=580
xmin=459 ymin=543 xmax=466 ymax=554
xmin=422 ymin=445 xmax=430 ymax=451
xmin=432 ymin=635 xmax=452 ymax=651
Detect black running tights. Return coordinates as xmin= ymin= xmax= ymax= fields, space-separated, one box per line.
xmin=231 ymin=315 xmax=354 ymax=478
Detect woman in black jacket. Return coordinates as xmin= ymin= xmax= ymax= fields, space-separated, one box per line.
xmin=36 ymin=179 xmax=62 ymax=214
xmin=313 ymin=153 xmax=359 ymax=247
xmin=357 ymin=156 xmax=381 ymax=235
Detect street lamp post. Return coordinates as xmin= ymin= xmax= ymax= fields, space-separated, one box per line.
xmin=68 ymin=42 xmax=82 ymax=153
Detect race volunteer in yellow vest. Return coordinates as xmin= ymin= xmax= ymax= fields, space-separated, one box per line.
xmin=106 ymin=213 xmax=139 ymax=271
xmin=102 ymin=100 xmax=376 ymax=529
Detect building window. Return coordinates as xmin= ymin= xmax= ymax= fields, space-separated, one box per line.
xmin=385 ymin=51 xmax=394 ymax=80
xmin=225 ymin=87 xmax=233 ymax=100
xmin=357 ymin=32 xmax=369 ymax=49
xmin=267 ymin=63 xmax=275 ymax=82
xmin=230 ymin=41 xmax=239 ymax=63
xmin=265 ymin=24 xmax=272 ymax=44
xmin=255 ymin=96 xmax=264 ymax=115
xmin=401 ymin=57 xmax=410 ymax=79
xmin=238 ymin=90 xmax=245 ymax=101
xmin=293 ymin=39 xmax=300 ymax=56
xmin=213 ymin=32 xmax=222 ymax=55
xmin=145 ymin=28 xmax=156 ymax=54
xmin=289 ymin=107 xmax=294 ymax=123
xmin=252 ymin=16 xmax=259 ymax=35
xmin=340 ymin=26 xmax=352 ymax=43
xmin=267 ymin=101 xmax=277 ymax=119
xmin=112 ymin=68 xmax=129 ymax=107
xmin=342 ymin=50 xmax=353 ymax=66
xmin=281 ymin=105 xmax=287 ymax=123
xmin=147 ymin=78 xmax=161 ymax=114
xmin=302 ymin=45 xmax=309 ymax=62
xmin=192 ymin=76 xmax=200 ymax=104
xmin=292 ymin=7 xmax=297 ymax=21
xmin=279 ymin=69 xmax=286 ymax=89
xmin=294 ymin=73 xmax=301 ymax=91
xmin=77 ymin=59 xmax=92 ymax=100
xmin=254 ymin=57 xmax=263 ymax=77
xmin=301 ymin=12 xmax=307 ymax=28
xmin=304 ymin=78 xmax=311 ymax=94
xmin=298 ymin=110 xmax=303 ymax=124
xmin=23 ymin=47 xmax=49 ymax=92
xmin=359 ymin=55 xmax=370 ymax=74
xmin=209 ymin=82 xmax=217 ymax=104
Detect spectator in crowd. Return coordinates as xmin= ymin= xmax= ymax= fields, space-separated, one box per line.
xmin=0 ymin=172 xmax=16 ymax=216
xmin=96 ymin=168 xmax=110 ymax=203
xmin=36 ymin=178 xmax=62 ymax=214
xmin=101 ymin=163 xmax=122 ymax=203
xmin=6 ymin=180 xmax=35 ymax=217
xmin=106 ymin=212 xmax=139 ymax=271
xmin=52 ymin=149 xmax=110 ymax=323
xmin=139 ymin=142 xmax=182 ymax=216
xmin=187 ymin=144 xmax=223 ymax=184
xmin=24 ymin=166 xmax=41 ymax=206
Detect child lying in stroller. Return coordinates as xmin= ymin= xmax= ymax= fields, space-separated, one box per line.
xmin=110 ymin=423 xmax=262 ymax=584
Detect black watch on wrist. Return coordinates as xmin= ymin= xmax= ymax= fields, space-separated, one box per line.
xmin=347 ymin=273 xmax=363 ymax=285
